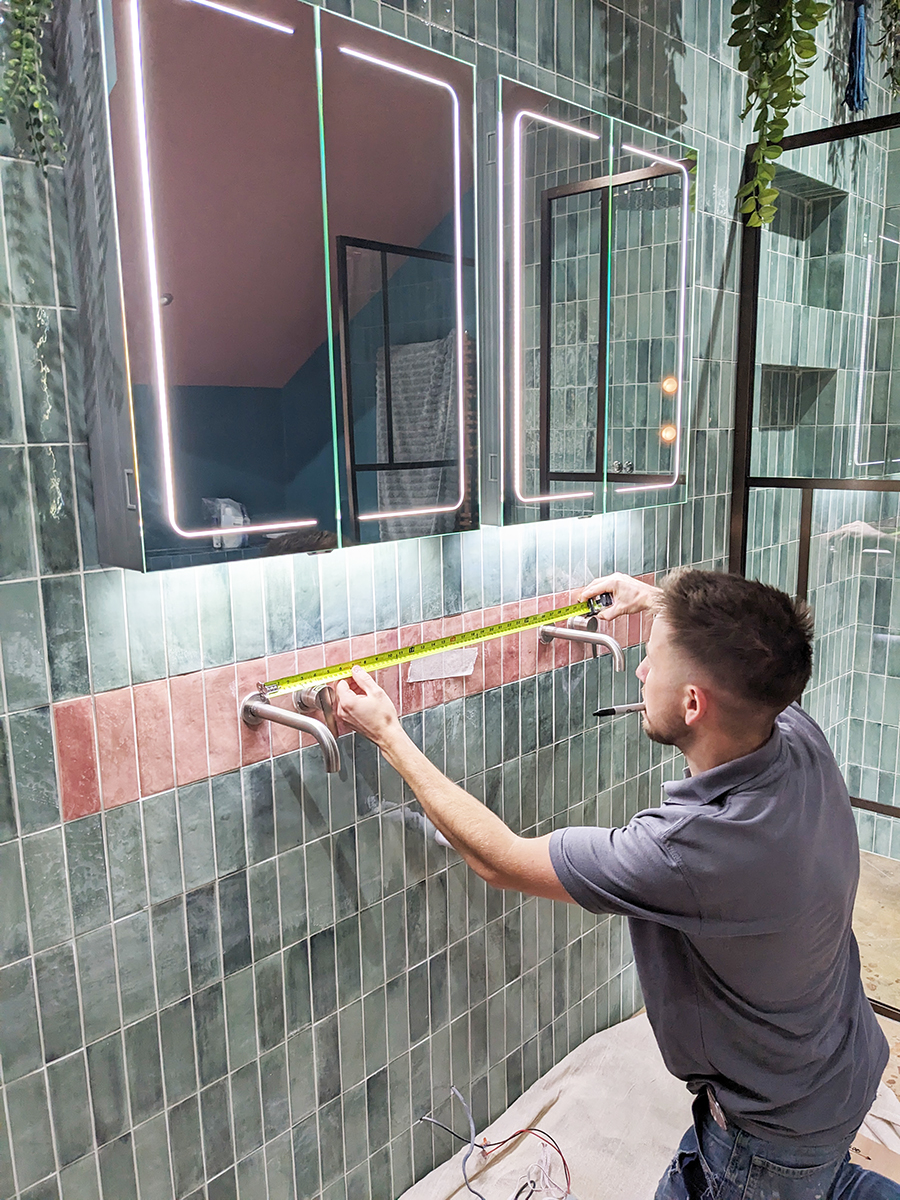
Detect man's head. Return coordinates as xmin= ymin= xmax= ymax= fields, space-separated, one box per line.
xmin=636 ymin=570 xmax=814 ymax=755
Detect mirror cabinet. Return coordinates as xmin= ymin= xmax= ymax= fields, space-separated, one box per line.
xmin=495 ymin=78 xmax=695 ymax=525
xmin=57 ymin=1 xmax=696 ymax=571
xmin=58 ymin=0 xmax=477 ymax=569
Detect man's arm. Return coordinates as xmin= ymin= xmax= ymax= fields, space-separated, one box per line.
xmin=334 ymin=666 xmax=573 ymax=902
xmin=334 ymin=572 xmax=659 ymax=901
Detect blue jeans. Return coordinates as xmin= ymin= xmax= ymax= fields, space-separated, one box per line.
xmin=655 ymin=1092 xmax=900 ymax=1199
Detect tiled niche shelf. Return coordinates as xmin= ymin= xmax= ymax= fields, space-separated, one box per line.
xmin=770 ymin=167 xmax=849 ymax=313
xmin=756 ymin=365 xmax=837 ymax=430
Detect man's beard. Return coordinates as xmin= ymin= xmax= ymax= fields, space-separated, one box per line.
xmin=641 ymin=710 xmax=688 ymax=748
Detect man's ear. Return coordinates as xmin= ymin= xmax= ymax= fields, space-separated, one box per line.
xmin=683 ymin=684 xmax=708 ymax=728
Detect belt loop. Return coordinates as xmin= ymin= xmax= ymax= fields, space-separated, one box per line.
xmin=706 ymin=1086 xmax=728 ymax=1131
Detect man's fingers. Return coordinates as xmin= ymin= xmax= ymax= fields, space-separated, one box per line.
xmin=580 ymin=576 xmax=624 ymax=619
xmin=350 ymin=664 xmax=379 ymax=694
xmin=596 ymin=605 xmax=623 ymax=622
xmin=580 ymin=574 xmax=622 ymax=601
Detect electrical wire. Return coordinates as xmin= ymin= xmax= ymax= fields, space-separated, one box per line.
xmin=417 ymin=1095 xmax=573 ymax=1197
xmin=452 ymin=1085 xmax=488 ymax=1200
xmin=512 ymin=1181 xmax=536 ymax=1200
xmin=418 ymin=1115 xmax=468 ymax=1143
xmin=480 ymin=1127 xmax=571 ymax=1192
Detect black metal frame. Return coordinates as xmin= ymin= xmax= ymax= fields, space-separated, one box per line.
xmin=538 ymin=161 xmax=690 ymax=491
xmin=335 ymin=235 xmax=475 ymax=540
xmin=728 ymin=112 xmax=900 ymax=924
xmin=729 ymin=110 xmax=900 ymax=578
xmin=855 ymin=794 xmax=900 ymax=1022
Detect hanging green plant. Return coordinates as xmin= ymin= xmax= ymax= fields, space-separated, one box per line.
xmin=729 ymin=0 xmax=830 ymax=226
xmin=0 ymin=0 xmax=65 ymax=172
xmin=876 ymin=0 xmax=900 ymax=93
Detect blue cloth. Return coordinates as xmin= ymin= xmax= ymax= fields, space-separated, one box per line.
xmin=655 ymin=1092 xmax=900 ymax=1199
xmin=550 ymin=704 xmax=888 ymax=1145
xmin=844 ymin=0 xmax=869 ymax=113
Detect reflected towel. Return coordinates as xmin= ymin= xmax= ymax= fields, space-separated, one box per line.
xmin=375 ymin=330 xmax=458 ymax=539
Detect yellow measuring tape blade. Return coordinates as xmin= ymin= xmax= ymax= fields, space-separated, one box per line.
xmin=258 ymin=599 xmax=597 ymax=697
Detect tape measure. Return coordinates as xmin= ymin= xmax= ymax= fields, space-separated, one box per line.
xmin=258 ymin=594 xmax=612 ymax=698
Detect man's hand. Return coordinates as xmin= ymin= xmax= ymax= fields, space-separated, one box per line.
xmin=581 ymin=572 xmax=663 ymax=622
xmin=334 ymin=665 xmax=404 ymax=750
xmin=826 ymin=520 xmax=889 ymax=543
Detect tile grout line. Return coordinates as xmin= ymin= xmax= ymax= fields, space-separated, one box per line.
xmin=135 ymin=793 xmax=182 ymax=1198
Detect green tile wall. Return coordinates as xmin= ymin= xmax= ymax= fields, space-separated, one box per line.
xmin=0 ymin=1 xmax=893 ymax=1198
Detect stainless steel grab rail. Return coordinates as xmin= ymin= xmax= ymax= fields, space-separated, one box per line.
xmin=240 ymin=693 xmax=341 ymax=773
xmin=539 ymin=619 xmax=626 ymax=671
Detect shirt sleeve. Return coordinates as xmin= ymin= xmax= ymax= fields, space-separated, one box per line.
xmin=549 ymin=814 xmax=703 ymax=929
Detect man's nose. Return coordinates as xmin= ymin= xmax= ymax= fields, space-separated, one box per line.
xmin=636 ymin=657 xmax=647 ymax=682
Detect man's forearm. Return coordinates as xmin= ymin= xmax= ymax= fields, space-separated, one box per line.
xmin=380 ymin=727 xmax=519 ymax=886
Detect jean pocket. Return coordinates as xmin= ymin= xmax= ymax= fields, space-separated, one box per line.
xmin=655 ymin=1147 xmax=716 ymax=1200
xmin=743 ymin=1152 xmax=842 ymax=1199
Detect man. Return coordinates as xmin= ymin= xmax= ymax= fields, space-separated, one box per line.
xmin=334 ymin=569 xmax=898 ymax=1198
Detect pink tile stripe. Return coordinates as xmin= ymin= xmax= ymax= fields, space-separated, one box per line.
xmin=53 ymin=580 xmax=652 ymax=819
xmin=54 ymin=698 xmax=101 ymax=820
xmin=94 ymin=688 xmax=140 ymax=809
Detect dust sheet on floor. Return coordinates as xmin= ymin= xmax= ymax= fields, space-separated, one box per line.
xmin=399 ymin=1013 xmax=690 ymax=1200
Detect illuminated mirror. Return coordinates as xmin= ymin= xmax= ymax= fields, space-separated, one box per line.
xmin=319 ymin=13 xmax=478 ymax=545
xmin=64 ymin=0 xmax=479 ymax=570
xmin=104 ymin=0 xmax=339 ymax=568
xmin=497 ymin=78 xmax=695 ymax=525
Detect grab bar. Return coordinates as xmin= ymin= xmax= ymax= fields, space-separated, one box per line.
xmin=240 ymin=693 xmax=341 ymax=773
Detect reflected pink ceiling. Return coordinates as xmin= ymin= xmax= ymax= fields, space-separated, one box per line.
xmin=110 ymin=0 xmax=474 ymax=390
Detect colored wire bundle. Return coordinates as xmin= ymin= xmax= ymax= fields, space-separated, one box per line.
xmin=480 ymin=1127 xmax=571 ymax=1193
xmin=418 ymin=1097 xmax=572 ymax=1197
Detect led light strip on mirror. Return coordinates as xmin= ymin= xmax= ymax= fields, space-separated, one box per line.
xmin=128 ymin=0 xmax=321 ymax=539
xmin=507 ymin=108 xmax=601 ymax=505
xmin=337 ymin=46 xmax=469 ymax=525
xmin=182 ymin=0 xmax=294 ymax=34
xmin=257 ymin=598 xmax=605 ymax=696
xmin=614 ymin=144 xmax=690 ymax=494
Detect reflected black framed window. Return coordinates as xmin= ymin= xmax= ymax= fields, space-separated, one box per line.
xmin=335 ymin=235 xmax=477 ymax=542
xmin=539 ymin=160 xmax=690 ymax=493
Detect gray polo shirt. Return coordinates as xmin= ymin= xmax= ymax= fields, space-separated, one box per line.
xmin=550 ymin=703 xmax=887 ymax=1146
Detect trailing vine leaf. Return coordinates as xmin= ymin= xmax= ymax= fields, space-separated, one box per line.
xmin=0 ymin=0 xmax=65 ymax=172
xmin=685 ymin=147 xmax=698 ymax=214
xmin=729 ymin=0 xmax=830 ymax=226
xmin=876 ymin=0 xmax=900 ymax=94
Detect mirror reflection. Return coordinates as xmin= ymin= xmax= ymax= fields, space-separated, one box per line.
xmin=319 ymin=13 xmax=478 ymax=544
xmin=108 ymin=0 xmax=338 ymax=567
xmin=750 ymin=134 xmax=900 ymax=483
xmin=498 ymin=78 xmax=694 ymax=525
xmin=103 ymin=0 xmax=477 ymax=569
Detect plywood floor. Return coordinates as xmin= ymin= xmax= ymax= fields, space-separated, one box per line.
xmin=856 ymin=850 xmax=900 ymax=1014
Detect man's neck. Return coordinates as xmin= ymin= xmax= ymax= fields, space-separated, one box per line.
xmin=682 ymin=724 xmax=775 ymax=777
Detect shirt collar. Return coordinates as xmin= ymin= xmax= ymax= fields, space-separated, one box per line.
xmin=662 ymin=722 xmax=784 ymax=807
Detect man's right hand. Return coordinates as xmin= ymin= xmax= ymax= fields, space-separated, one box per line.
xmin=580 ymin=572 xmax=662 ymax=621
xmin=334 ymin=665 xmax=404 ymax=751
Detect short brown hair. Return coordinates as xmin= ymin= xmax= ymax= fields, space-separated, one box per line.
xmin=659 ymin=570 xmax=813 ymax=711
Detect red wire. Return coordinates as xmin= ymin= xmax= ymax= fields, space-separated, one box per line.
xmin=478 ymin=1128 xmax=571 ymax=1191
